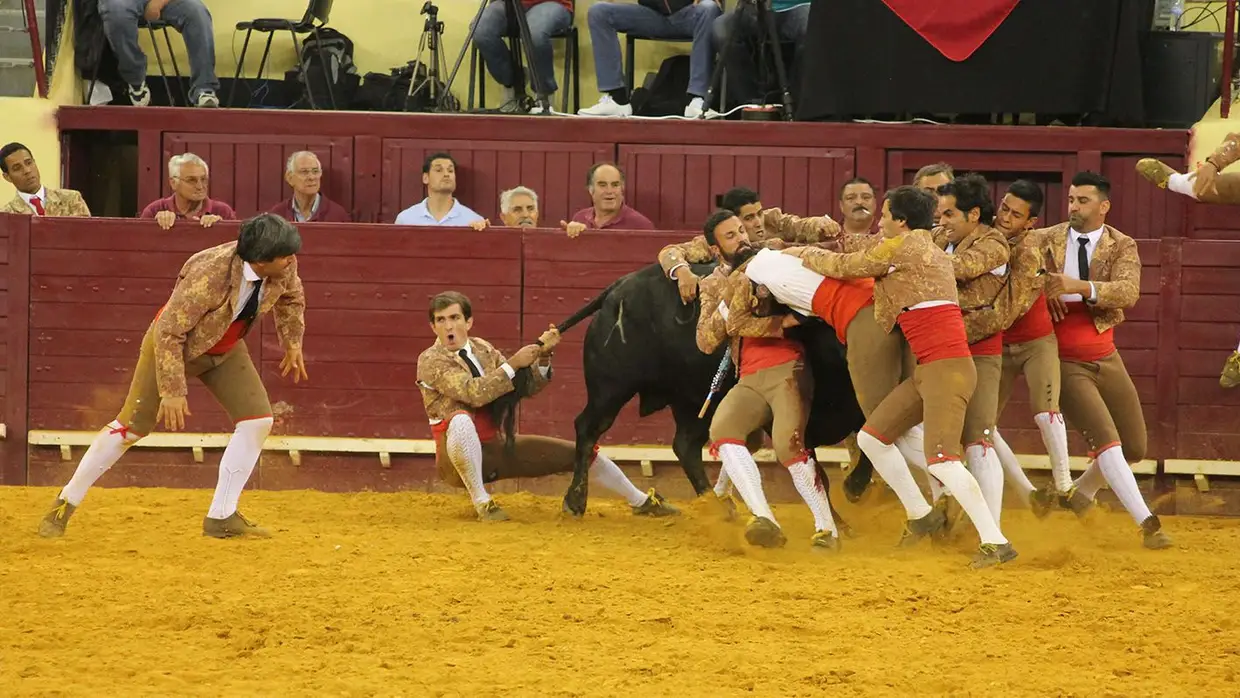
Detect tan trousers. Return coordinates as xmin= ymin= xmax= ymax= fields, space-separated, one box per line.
xmin=117 ymin=328 xmax=271 ymax=436
xmin=962 ymin=355 xmax=1002 ymax=445
xmin=845 ymin=305 xmax=910 ymax=418
xmin=1059 ymin=351 xmax=1148 ymax=463
xmin=710 ymin=359 xmax=812 ymax=465
xmin=434 ymin=429 xmax=585 ymax=486
xmin=996 ymin=334 xmax=1061 ymax=416
xmin=863 ymin=357 xmax=977 ymax=463
xmin=1200 ymin=172 xmax=1240 ymax=204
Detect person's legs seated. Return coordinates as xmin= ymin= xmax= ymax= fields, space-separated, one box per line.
xmin=99 ymin=0 xmax=151 ymax=106
xmin=472 ymin=0 xmax=520 ymax=108
xmin=581 ymin=2 xmax=674 ymax=117
xmin=159 ymin=0 xmax=220 ymax=106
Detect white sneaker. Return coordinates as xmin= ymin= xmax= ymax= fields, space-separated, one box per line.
xmin=195 ymin=90 xmax=220 ymax=108
xmin=684 ymin=96 xmax=705 ymax=118
xmin=128 ymin=83 xmax=151 ymax=107
xmin=578 ymin=95 xmax=632 ymax=118
xmin=84 ymin=80 xmax=113 ymax=105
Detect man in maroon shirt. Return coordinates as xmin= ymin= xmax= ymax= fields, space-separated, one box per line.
xmin=562 ymin=162 xmax=654 ymax=236
xmin=267 ymin=151 xmax=351 ymax=223
xmin=141 ymin=153 xmax=237 ymax=229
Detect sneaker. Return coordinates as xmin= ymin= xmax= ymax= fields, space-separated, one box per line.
xmin=578 ymin=95 xmax=632 ymax=118
xmin=684 ymin=96 xmax=705 ymax=118
xmin=128 ymin=83 xmax=151 ymax=107
xmin=195 ymin=90 xmax=220 ymax=108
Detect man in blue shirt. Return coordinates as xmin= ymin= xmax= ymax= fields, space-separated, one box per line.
xmin=395 ymin=152 xmax=484 ymax=227
xmin=712 ymin=0 xmax=810 ymax=108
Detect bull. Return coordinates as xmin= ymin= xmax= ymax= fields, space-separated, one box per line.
xmin=514 ymin=260 xmax=876 ymax=517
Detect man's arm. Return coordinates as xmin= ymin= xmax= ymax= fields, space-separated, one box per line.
xmin=1090 ymin=236 xmax=1141 ymax=310
xmin=152 ymin=263 xmax=216 ymax=398
xmin=417 ymin=350 xmax=515 ymax=409
xmin=952 ymin=235 xmax=1010 ymax=281
xmin=695 ymin=271 xmax=731 ymax=354
xmin=761 ymin=207 xmax=840 ymax=243
xmin=659 ymin=235 xmax=715 ymax=278
xmin=724 ymin=271 xmax=785 ymax=338
xmin=797 ymin=236 xmax=900 ymax=280
xmin=68 ymin=190 xmax=91 ymax=217
xmin=273 ymin=259 xmax=306 ymax=351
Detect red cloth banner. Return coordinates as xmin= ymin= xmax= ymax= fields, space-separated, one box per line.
xmin=880 ymin=0 xmax=1023 ymax=62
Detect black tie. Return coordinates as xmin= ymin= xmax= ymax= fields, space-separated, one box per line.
xmin=237 ymin=278 xmax=263 ymax=331
xmin=458 ymin=348 xmax=482 ymax=377
xmin=1077 ymin=236 xmax=1090 ymax=282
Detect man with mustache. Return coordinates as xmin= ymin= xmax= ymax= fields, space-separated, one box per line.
xmin=470 ymin=186 xmax=542 ymax=230
xmin=693 ymin=210 xmax=840 ymax=550
xmin=839 ymin=177 xmax=877 ymax=236
xmin=1039 ymin=171 xmax=1171 ymax=549
xmin=790 ymin=186 xmax=1017 ymax=568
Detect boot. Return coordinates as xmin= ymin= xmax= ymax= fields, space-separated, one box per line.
xmin=38 ymin=498 xmax=77 ymax=538
xmin=203 ymin=511 xmax=272 ymax=538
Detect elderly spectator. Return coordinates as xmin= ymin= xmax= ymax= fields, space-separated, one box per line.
xmin=563 ymin=163 xmax=654 ymax=236
xmin=1 ymin=142 xmax=91 ymax=216
xmin=838 ymin=177 xmax=877 ymax=235
xmin=914 ymin=162 xmax=953 ymax=226
xmin=395 ymin=152 xmax=484 ymax=227
xmin=579 ymin=0 xmax=722 ymax=118
xmin=141 ymin=153 xmax=237 ymax=229
xmin=473 ymin=1 xmax=572 ymax=113
xmin=100 ymin=0 xmax=219 ymax=107
xmin=470 ymin=186 xmax=542 ymax=230
xmin=268 ymin=151 xmax=351 ymax=223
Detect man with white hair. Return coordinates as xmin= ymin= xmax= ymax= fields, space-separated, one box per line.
xmin=469 ymin=186 xmax=542 ymax=230
xmin=141 ymin=153 xmax=236 ymax=230
xmin=268 ymin=151 xmax=351 ymax=223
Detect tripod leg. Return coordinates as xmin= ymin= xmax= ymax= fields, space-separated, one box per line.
xmin=508 ymin=0 xmax=550 ymax=112
xmin=760 ymin=3 xmax=795 ymax=121
xmin=438 ymin=0 xmax=491 ymax=111
xmin=703 ymin=4 xmax=750 ymax=116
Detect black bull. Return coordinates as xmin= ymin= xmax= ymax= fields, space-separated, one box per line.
xmin=492 ymin=261 xmax=876 ymax=516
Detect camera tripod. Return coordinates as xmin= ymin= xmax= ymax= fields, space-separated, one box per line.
xmin=439 ymin=0 xmax=552 ymax=114
xmin=407 ymin=1 xmax=460 ymax=110
xmin=702 ymin=0 xmax=794 ymax=121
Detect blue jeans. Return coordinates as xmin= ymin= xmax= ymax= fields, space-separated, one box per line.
xmin=712 ymin=3 xmax=809 ymax=105
xmin=587 ymin=0 xmax=722 ymax=98
xmin=472 ymin=0 xmax=573 ymax=95
xmin=99 ymin=0 xmax=219 ymax=100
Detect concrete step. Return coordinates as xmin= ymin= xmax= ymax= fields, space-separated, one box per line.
xmin=0 ymin=60 xmax=35 ymax=96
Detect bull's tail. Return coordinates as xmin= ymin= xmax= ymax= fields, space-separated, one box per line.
xmin=557 ymin=276 xmax=626 ymax=334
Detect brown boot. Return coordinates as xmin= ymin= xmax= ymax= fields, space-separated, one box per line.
xmin=1141 ymin=515 xmax=1173 ymax=550
xmin=1059 ymin=486 xmax=1094 ymax=519
xmin=899 ymin=506 xmax=947 ymax=547
xmin=744 ymin=516 xmax=786 ymax=548
xmin=38 ymin=498 xmax=77 ymax=538
xmin=203 ymin=511 xmax=271 ymax=538
xmin=1028 ymin=487 xmax=1055 ymax=519
xmin=633 ymin=489 xmax=680 ymax=517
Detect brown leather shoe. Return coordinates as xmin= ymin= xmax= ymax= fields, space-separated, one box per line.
xmin=203 ymin=511 xmax=272 ymax=538
xmin=633 ymin=489 xmax=680 ymax=517
xmin=38 ymin=498 xmax=77 ymax=538
xmin=903 ymin=503 xmax=948 ymax=547
xmin=1141 ymin=515 xmax=1173 ymax=550
xmin=744 ymin=516 xmax=786 ymax=548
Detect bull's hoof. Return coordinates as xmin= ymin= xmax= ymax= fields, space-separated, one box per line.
xmin=843 ymin=476 xmax=870 ymax=503
xmin=562 ymin=486 xmax=588 ymax=517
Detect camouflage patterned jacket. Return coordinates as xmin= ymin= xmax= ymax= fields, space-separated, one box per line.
xmin=932 ymin=225 xmax=1011 ymax=343
xmin=659 ymin=208 xmax=838 ymax=277
xmin=154 ymin=241 xmax=304 ymax=398
xmin=1038 ymin=222 xmax=1141 ymax=333
xmin=799 ymin=230 xmax=958 ymax=333
xmin=416 ymin=337 xmax=550 ymax=423
xmin=2 ymin=187 xmax=91 ymax=216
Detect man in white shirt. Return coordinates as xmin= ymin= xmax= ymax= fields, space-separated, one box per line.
xmin=394 ymin=153 xmax=484 ymax=227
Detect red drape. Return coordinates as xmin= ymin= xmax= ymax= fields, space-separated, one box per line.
xmin=879 ymin=0 xmax=1023 ymax=62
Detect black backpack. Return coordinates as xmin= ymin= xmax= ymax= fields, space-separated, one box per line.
xmin=288 ymin=27 xmax=360 ymax=109
xmin=631 ymin=55 xmax=691 ymax=117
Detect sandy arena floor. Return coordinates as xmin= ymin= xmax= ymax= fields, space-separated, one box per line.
xmin=3 ymin=484 xmax=1240 ymax=697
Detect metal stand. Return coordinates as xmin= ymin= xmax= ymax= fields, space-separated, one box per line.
xmin=438 ymin=0 xmax=552 ymax=114
xmin=407 ymin=2 xmax=455 ymax=110
xmin=703 ymin=0 xmax=794 ymax=121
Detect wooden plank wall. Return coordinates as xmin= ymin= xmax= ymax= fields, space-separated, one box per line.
xmin=1 ymin=213 xmax=30 ymax=484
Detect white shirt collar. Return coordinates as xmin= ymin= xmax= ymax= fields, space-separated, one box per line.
xmin=242 ymin=262 xmax=261 ymax=282
xmin=1069 ymin=225 xmax=1104 ymax=247
xmin=18 ymin=186 xmax=47 ymax=206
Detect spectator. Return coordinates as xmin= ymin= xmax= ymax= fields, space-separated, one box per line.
xmin=268 ymin=151 xmax=351 ymax=223
xmin=914 ymin=162 xmax=953 ymax=226
xmin=473 ymin=0 xmax=572 ymax=113
xmin=395 ymin=152 xmax=484 ymax=227
xmin=564 ymin=163 xmax=654 ymax=236
xmin=712 ymin=1 xmax=810 ymax=107
xmin=837 ymin=177 xmax=877 ymax=235
xmin=0 ymin=142 xmax=91 ymax=216
xmin=469 ymin=186 xmax=542 ymax=230
xmin=99 ymin=0 xmax=219 ymax=107
xmin=141 ymin=153 xmax=237 ymax=229
xmin=579 ymin=0 xmax=722 ymax=118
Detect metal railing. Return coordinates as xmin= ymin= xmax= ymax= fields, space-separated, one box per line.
xmin=21 ymin=0 xmax=47 ymax=97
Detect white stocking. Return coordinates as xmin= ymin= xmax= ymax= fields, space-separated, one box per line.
xmin=445 ymin=413 xmax=491 ymax=511
xmin=1033 ymin=412 xmax=1072 ymax=493
xmin=1095 ymin=445 xmax=1153 ymax=525
xmin=717 ymin=443 xmax=777 ymax=524
xmin=787 ymin=459 xmax=837 ymax=535
xmin=207 ymin=417 xmax=273 ymax=519
xmin=927 ymin=460 xmax=1007 ymax=545
xmin=59 ymin=421 xmax=142 ymax=506
xmin=858 ymin=431 xmax=933 ymax=520
xmin=966 ymin=443 xmax=1005 ymax=524
xmin=992 ymin=429 xmax=1036 ymax=500
xmin=588 ymin=453 xmax=648 ymax=507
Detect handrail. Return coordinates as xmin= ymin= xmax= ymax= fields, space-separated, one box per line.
xmin=1224 ymin=0 xmax=1236 ymax=118
xmin=22 ymin=0 xmax=46 ymax=97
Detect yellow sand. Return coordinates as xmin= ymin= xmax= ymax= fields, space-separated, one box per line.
xmin=3 ymin=485 xmax=1239 ymax=697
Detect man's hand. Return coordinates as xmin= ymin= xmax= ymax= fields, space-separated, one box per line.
xmin=200 ymin=214 xmax=222 ymax=228
xmin=470 ymin=219 xmax=490 ymax=231
xmin=817 ymin=217 xmax=841 ymax=237
xmin=280 ymin=346 xmax=309 ymax=383
xmin=1044 ymin=272 xmax=1091 ymax=299
xmin=675 ymin=267 xmax=699 ymax=304
xmin=537 ymin=323 xmax=561 ymax=354
xmin=781 ymin=314 xmax=802 ymax=328
xmin=154 ymin=210 xmax=177 ymax=230
xmin=1194 ymin=161 xmax=1220 ymax=200
xmin=561 ymin=220 xmax=587 ymax=238
xmin=1047 ymin=296 xmax=1069 ymax=323
xmin=508 ymin=344 xmax=542 ymax=369
xmin=144 ymin=0 xmax=170 ymax=21
xmin=156 ymin=396 xmax=191 ymax=431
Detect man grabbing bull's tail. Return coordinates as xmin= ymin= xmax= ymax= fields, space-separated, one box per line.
xmin=416 ymin=292 xmax=679 ymax=521
xmin=790 ymin=186 xmax=1018 ymax=569
xmin=693 ymin=211 xmax=840 ymax=550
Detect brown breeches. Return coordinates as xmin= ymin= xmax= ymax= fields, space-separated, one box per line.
xmin=434 ymin=430 xmax=585 ymax=486
xmin=1201 ymin=172 xmax=1240 ymax=204
xmin=845 ymin=305 xmax=910 ymax=418
xmin=116 ymin=328 xmax=271 ymax=436
xmin=1059 ymin=351 xmax=1147 ymax=463
xmin=863 ymin=357 xmax=977 ymax=463
xmin=961 ymin=355 xmax=1003 ymax=446
xmin=996 ymin=334 xmax=1061 ymax=416
xmin=710 ymin=359 xmax=812 ymax=465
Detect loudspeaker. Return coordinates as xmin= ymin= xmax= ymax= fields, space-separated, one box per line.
xmin=1141 ymin=30 xmax=1226 ymax=128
